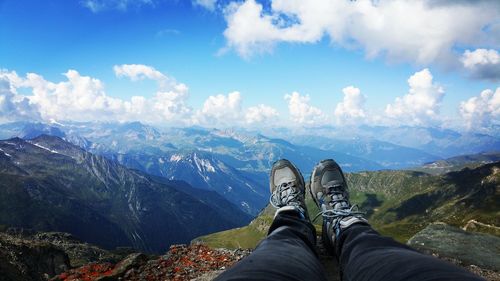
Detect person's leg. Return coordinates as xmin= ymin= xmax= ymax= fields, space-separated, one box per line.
xmin=310 ymin=159 xmax=485 ymax=281
xmin=337 ymin=223 xmax=484 ymax=281
xmin=216 ymin=159 xmax=328 ymax=281
xmin=216 ymin=211 xmax=327 ymax=281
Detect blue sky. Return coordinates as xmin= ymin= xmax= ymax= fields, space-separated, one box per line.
xmin=0 ymin=0 xmax=499 ymax=131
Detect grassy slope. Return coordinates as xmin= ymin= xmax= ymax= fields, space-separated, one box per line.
xmin=194 ymin=188 xmax=322 ymax=249
xmin=195 ymin=162 xmax=500 ymax=249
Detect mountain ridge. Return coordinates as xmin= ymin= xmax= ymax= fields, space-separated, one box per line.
xmin=0 ymin=135 xmax=251 ymax=253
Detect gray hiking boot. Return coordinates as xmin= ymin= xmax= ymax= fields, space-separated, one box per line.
xmin=310 ymin=159 xmax=366 ymax=251
xmin=269 ymin=159 xmax=309 ymax=220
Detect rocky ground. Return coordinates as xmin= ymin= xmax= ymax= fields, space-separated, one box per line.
xmin=50 ymin=244 xmax=250 ymax=281
xmin=0 ymin=230 xmax=70 ymax=281
xmin=0 ymin=223 xmax=498 ymax=281
xmin=407 ymin=222 xmax=500 ymax=281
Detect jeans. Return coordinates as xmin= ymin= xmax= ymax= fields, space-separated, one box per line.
xmin=215 ymin=211 xmax=484 ymax=281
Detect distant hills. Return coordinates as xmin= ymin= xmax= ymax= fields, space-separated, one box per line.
xmin=264 ymin=125 xmax=500 ymax=159
xmin=0 ymin=135 xmax=251 ymax=253
xmin=290 ymin=135 xmax=439 ymax=169
xmin=409 ymin=151 xmax=500 ymax=175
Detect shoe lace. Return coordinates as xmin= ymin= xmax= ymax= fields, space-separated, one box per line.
xmin=312 ymin=183 xmax=364 ymax=222
xmin=270 ymin=181 xmax=301 ymax=208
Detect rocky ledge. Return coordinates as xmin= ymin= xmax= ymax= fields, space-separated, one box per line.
xmin=51 ymin=244 xmax=250 ymax=281
xmin=0 ymin=231 xmax=70 ymax=281
xmin=407 ymin=222 xmax=500 ymax=280
xmin=2 ymin=224 xmax=498 ymax=281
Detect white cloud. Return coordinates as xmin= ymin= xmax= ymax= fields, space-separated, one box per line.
xmin=222 ymin=0 xmax=500 ymax=64
xmin=461 ymin=49 xmax=500 ymax=81
xmin=114 ymin=64 xmax=166 ymax=81
xmin=113 ymin=64 xmax=193 ymax=123
xmin=459 ymin=88 xmax=500 ymax=130
xmin=193 ymin=0 xmax=217 ymax=11
xmin=81 ymin=0 xmax=154 ymax=12
xmin=0 ymin=67 xmax=193 ymax=125
xmin=6 ymin=65 xmax=498 ymax=131
xmin=0 ymin=66 xmax=284 ymax=128
xmin=245 ymin=104 xmax=279 ymax=124
xmin=194 ymin=92 xmax=281 ymax=127
xmin=334 ymin=86 xmax=366 ymax=125
xmin=195 ymin=92 xmax=242 ymax=126
xmin=0 ymin=73 xmax=41 ymax=123
xmin=113 ymin=64 xmax=185 ymax=91
xmin=25 ymin=70 xmax=128 ymax=122
xmin=385 ymin=69 xmax=445 ymax=126
xmin=284 ymin=92 xmax=326 ymax=125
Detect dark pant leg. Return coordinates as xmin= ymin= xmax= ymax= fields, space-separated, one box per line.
xmin=215 ymin=212 xmax=328 ymax=281
xmin=337 ymin=223 xmax=485 ymax=281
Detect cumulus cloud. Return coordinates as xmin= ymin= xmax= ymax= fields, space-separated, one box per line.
xmin=222 ymin=0 xmax=499 ymax=64
xmin=0 ymin=67 xmax=193 ymax=125
xmin=9 ymin=70 xmax=123 ymax=122
xmin=245 ymin=104 xmax=279 ymax=124
xmin=0 ymin=74 xmax=41 ymax=123
xmin=81 ymin=0 xmax=154 ymax=12
xmin=461 ymin=49 xmax=500 ymax=81
xmin=193 ymin=0 xmax=217 ymax=11
xmin=113 ymin=64 xmax=193 ymax=123
xmin=0 ymin=66 xmax=285 ymax=128
xmin=193 ymin=92 xmax=281 ymax=127
xmin=284 ymin=92 xmax=325 ymax=125
xmin=459 ymin=88 xmax=500 ymax=130
xmin=195 ymin=92 xmax=242 ymax=126
xmin=334 ymin=86 xmax=366 ymax=125
xmin=385 ymin=69 xmax=445 ymax=126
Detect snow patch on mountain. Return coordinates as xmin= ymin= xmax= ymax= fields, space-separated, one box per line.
xmin=193 ymin=153 xmax=215 ymax=173
xmin=170 ymin=154 xmax=182 ymax=162
xmin=29 ymin=141 xmax=59 ymax=154
xmin=0 ymin=148 xmax=11 ymax=157
xmin=240 ymin=201 xmax=250 ymax=212
xmin=245 ymin=183 xmax=257 ymax=193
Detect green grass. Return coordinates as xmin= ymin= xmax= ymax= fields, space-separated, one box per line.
xmin=195 ymin=225 xmax=266 ymax=249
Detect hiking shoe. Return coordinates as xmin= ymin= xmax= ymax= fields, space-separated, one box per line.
xmin=269 ymin=159 xmax=309 ymax=220
xmin=310 ymin=159 xmax=366 ymax=250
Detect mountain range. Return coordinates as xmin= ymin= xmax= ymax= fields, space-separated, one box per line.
xmin=0 ymin=122 xmax=500 ymax=232
xmin=264 ymin=125 xmax=500 ymax=159
xmin=0 ymin=135 xmax=251 ymax=253
xmin=0 ymin=121 xmax=499 ymax=218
